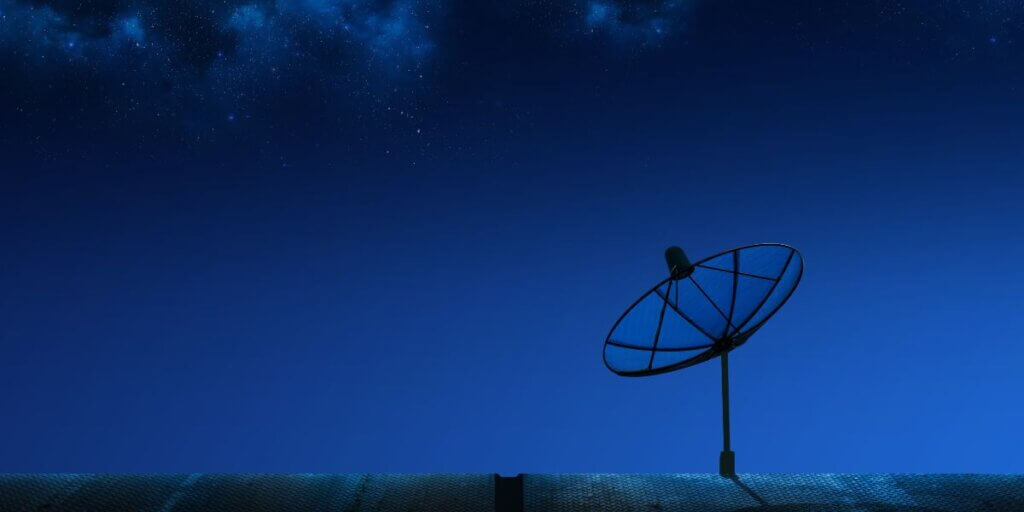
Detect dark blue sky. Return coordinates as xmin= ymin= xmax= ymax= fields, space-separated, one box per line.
xmin=2 ymin=1 xmax=1023 ymax=473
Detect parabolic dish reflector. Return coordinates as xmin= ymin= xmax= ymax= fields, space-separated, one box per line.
xmin=604 ymin=243 xmax=803 ymax=377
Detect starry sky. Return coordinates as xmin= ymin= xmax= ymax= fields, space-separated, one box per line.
xmin=2 ymin=0 xmax=1020 ymax=161
xmin=2 ymin=1 xmax=1024 ymax=473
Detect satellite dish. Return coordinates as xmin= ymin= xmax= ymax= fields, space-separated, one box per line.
xmin=603 ymin=243 xmax=803 ymax=476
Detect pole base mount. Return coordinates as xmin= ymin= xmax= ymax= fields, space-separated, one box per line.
xmin=719 ymin=450 xmax=736 ymax=477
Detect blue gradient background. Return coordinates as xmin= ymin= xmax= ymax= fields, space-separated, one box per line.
xmin=2 ymin=1 xmax=1023 ymax=473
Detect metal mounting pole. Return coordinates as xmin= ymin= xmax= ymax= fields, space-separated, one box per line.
xmin=719 ymin=350 xmax=736 ymax=477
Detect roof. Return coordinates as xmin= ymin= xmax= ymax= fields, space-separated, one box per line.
xmin=1 ymin=473 xmax=1022 ymax=511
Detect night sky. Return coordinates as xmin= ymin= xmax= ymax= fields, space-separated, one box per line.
xmin=2 ymin=1 xmax=1023 ymax=473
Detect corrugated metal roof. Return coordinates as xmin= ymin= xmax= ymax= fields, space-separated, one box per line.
xmin=1 ymin=473 xmax=1022 ymax=511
